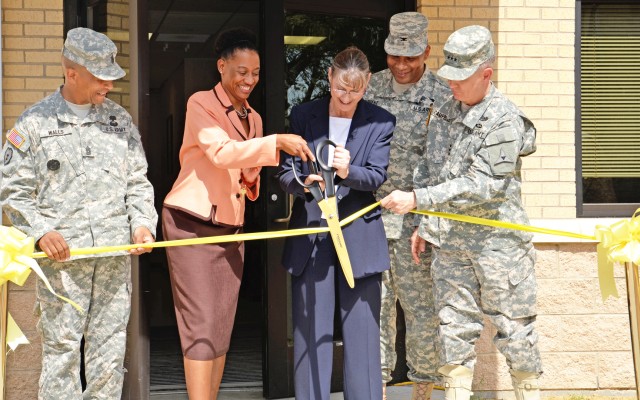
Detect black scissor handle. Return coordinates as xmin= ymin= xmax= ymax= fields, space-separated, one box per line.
xmin=291 ymin=157 xmax=317 ymax=189
xmin=316 ymin=139 xmax=337 ymax=197
xmin=291 ymin=157 xmax=324 ymax=202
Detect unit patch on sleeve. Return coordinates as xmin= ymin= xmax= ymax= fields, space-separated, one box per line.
xmin=4 ymin=147 xmax=13 ymax=165
xmin=6 ymin=128 xmax=26 ymax=149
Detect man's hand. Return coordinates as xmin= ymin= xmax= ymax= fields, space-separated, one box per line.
xmin=276 ymin=134 xmax=315 ymax=162
xmin=38 ymin=231 xmax=70 ymax=262
xmin=410 ymin=228 xmax=427 ymax=265
xmin=130 ymin=227 xmax=154 ymax=255
xmin=380 ymin=190 xmax=417 ymax=214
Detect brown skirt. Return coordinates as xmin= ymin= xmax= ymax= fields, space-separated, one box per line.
xmin=162 ymin=206 xmax=244 ymax=360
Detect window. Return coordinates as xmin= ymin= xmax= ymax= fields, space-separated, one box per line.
xmin=579 ymin=1 xmax=640 ymax=216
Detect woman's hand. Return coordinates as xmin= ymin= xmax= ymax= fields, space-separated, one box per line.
xmin=276 ymin=134 xmax=315 ymax=162
xmin=242 ymin=167 xmax=261 ymax=185
xmin=332 ymin=146 xmax=350 ymax=179
xmin=304 ymin=174 xmax=325 ymax=193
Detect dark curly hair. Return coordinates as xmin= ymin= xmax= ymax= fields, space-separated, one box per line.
xmin=214 ymin=27 xmax=258 ymax=60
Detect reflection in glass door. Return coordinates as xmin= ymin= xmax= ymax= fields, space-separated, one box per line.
xmin=284 ymin=13 xmax=387 ymax=117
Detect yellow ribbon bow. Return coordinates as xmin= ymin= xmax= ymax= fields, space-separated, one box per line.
xmin=595 ymin=208 xmax=640 ymax=301
xmin=0 ymin=226 xmax=35 ymax=286
xmin=0 ymin=225 xmax=82 ymax=311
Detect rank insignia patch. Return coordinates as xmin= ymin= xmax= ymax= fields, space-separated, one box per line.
xmin=7 ymin=128 xmax=26 ymax=149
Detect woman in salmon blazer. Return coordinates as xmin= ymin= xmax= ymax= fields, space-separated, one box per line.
xmin=162 ymin=28 xmax=313 ymax=400
xmin=279 ymin=47 xmax=395 ymax=400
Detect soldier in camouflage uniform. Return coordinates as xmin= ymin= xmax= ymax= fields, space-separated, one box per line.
xmin=381 ymin=25 xmax=542 ymax=400
xmin=0 ymin=28 xmax=158 ymax=400
xmin=364 ymin=11 xmax=452 ymax=400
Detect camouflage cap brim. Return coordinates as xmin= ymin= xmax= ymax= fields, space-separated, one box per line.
xmin=437 ymin=63 xmax=479 ymax=81
xmin=384 ymin=37 xmax=426 ymax=57
xmin=89 ymin=64 xmax=126 ymax=81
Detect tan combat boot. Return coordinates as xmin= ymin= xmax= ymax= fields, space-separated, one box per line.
xmin=438 ymin=365 xmax=474 ymax=400
xmin=510 ymin=370 xmax=541 ymax=400
xmin=411 ymin=382 xmax=435 ymax=400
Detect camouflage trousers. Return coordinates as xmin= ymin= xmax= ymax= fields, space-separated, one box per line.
xmin=432 ymin=245 xmax=542 ymax=373
xmin=380 ymin=221 xmax=440 ymax=383
xmin=36 ymin=256 xmax=132 ymax=400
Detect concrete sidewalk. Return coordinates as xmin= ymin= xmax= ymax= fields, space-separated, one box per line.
xmin=151 ymin=384 xmax=444 ymax=399
xmin=151 ymin=387 xmax=637 ymax=399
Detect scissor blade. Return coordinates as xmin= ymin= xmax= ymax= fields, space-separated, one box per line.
xmin=317 ymin=197 xmax=355 ymax=288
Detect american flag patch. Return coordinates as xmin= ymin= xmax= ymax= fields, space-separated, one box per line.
xmin=7 ymin=128 xmax=25 ymax=149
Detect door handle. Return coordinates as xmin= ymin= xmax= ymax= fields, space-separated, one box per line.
xmin=272 ymin=193 xmax=293 ymax=223
xmin=267 ymin=166 xmax=292 ymax=224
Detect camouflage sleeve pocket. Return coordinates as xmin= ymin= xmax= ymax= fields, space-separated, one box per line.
xmin=485 ymin=127 xmax=518 ymax=177
xmin=507 ymin=246 xmax=536 ymax=286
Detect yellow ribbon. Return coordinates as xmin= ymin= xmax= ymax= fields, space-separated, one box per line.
xmin=1 ymin=201 xmax=637 ymax=354
xmin=408 ymin=206 xmax=640 ymax=302
xmin=6 ymin=313 xmax=29 ymax=351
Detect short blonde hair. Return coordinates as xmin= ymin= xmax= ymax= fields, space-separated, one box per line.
xmin=330 ymin=46 xmax=370 ymax=91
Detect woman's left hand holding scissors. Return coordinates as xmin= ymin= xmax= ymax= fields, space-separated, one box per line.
xmin=303 ymin=174 xmax=325 ymax=193
xmin=332 ymin=146 xmax=350 ymax=179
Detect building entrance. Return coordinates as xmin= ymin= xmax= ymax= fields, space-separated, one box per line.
xmin=64 ymin=0 xmax=412 ymax=398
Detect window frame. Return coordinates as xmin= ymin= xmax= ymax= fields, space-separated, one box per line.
xmin=576 ymin=0 xmax=640 ymax=217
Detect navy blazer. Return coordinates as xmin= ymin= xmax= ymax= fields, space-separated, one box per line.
xmin=279 ymin=97 xmax=395 ymax=278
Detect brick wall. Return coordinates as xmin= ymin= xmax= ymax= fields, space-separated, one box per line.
xmin=420 ymin=0 xmax=576 ymax=219
xmin=2 ymin=0 xmax=64 ymax=130
xmin=100 ymin=0 xmax=131 ymax=110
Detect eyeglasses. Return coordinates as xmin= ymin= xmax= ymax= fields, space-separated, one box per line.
xmin=332 ymin=87 xmax=364 ymax=98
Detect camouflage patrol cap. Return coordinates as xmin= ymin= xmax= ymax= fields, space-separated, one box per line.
xmin=384 ymin=12 xmax=429 ymax=57
xmin=437 ymin=25 xmax=495 ymax=81
xmin=62 ymin=27 xmax=125 ymax=81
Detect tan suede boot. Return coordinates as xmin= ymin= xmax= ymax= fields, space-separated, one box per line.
xmin=411 ymin=382 xmax=435 ymax=400
xmin=438 ymin=365 xmax=474 ymax=400
xmin=510 ymin=370 xmax=541 ymax=400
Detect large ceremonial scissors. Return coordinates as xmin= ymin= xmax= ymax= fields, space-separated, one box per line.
xmin=292 ymin=139 xmax=355 ymax=288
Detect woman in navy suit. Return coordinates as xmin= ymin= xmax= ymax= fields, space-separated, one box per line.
xmin=279 ymin=47 xmax=395 ymax=400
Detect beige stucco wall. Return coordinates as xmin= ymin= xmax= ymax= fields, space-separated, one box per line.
xmin=1 ymin=0 xmax=635 ymax=398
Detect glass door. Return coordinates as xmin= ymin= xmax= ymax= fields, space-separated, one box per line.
xmin=262 ymin=1 xmax=412 ymax=397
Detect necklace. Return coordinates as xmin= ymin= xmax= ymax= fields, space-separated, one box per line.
xmin=235 ymin=105 xmax=248 ymax=119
